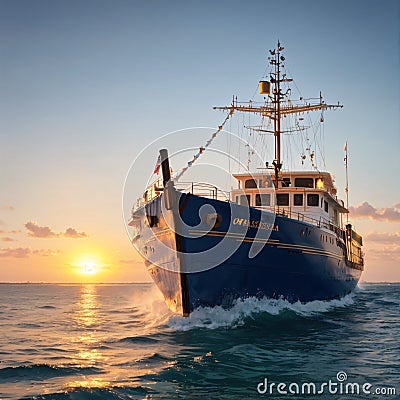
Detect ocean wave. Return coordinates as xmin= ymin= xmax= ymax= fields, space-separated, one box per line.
xmin=16 ymin=323 xmax=42 ymax=328
xmin=118 ymin=335 xmax=159 ymax=344
xmin=20 ymin=385 xmax=153 ymax=400
xmin=0 ymin=363 xmax=102 ymax=381
xmin=134 ymin=352 xmax=170 ymax=363
xmin=37 ymin=305 xmax=57 ymax=309
xmin=167 ymin=294 xmax=355 ymax=331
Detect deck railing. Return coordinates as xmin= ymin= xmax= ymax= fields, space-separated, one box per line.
xmin=131 ymin=182 xmax=229 ymax=214
xmin=273 ymin=206 xmax=343 ymax=237
xmin=132 ymin=182 xmax=343 ymax=237
xmin=175 ymin=182 xmax=230 ymax=202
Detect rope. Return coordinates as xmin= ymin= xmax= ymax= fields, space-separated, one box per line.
xmin=174 ymin=110 xmax=234 ymax=181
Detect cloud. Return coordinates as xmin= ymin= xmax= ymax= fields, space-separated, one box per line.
xmin=1 ymin=205 xmax=14 ymax=211
xmin=1 ymin=237 xmax=15 ymax=242
xmin=64 ymin=227 xmax=88 ymax=239
xmin=349 ymin=202 xmax=400 ymax=222
xmin=365 ymin=232 xmax=400 ymax=244
xmin=33 ymin=249 xmax=61 ymax=257
xmin=25 ymin=221 xmax=88 ymax=239
xmin=363 ymin=231 xmax=400 ymax=262
xmin=25 ymin=222 xmax=58 ymax=238
xmin=119 ymin=259 xmax=137 ymax=264
xmin=0 ymin=248 xmax=31 ymax=258
xmin=364 ymin=245 xmax=400 ymax=262
xmin=0 ymin=247 xmax=60 ymax=258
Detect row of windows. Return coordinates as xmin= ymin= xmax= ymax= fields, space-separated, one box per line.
xmin=236 ymin=193 xmax=271 ymax=207
xmin=244 ymin=178 xmax=271 ymax=189
xmin=293 ymin=177 xmax=324 ymax=189
xmin=235 ymin=193 xmax=329 ymax=211
xmin=321 ymin=234 xmax=335 ymax=244
xmin=243 ymin=177 xmax=324 ymax=189
xmin=277 ymin=193 xmax=328 ymax=211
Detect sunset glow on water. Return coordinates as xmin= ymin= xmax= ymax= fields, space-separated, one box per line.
xmin=0 ymin=283 xmax=399 ymax=399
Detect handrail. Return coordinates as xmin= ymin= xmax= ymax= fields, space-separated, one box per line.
xmin=274 ymin=206 xmax=343 ymax=237
xmin=131 ymin=181 xmax=230 ymax=214
xmin=132 ymin=182 xmax=343 ymax=237
xmin=175 ymin=182 xmax=230 ymax=201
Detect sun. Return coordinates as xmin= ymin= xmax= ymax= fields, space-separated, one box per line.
xmin=81 ymin=262 xmax=97 ymax=275
xmin=71 ymin=251 xmax=106 ymax=280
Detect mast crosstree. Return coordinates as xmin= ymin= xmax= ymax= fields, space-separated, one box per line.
xmin=213 ymin=41 xmax=343 ymax=185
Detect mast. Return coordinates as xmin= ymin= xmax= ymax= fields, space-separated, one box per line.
xmin=213 ymin=41 xmax=343 ymax=186
xmin=270 ymin=41 xmax=288 ymax=185
xmin=344 ymin=141 xmax=349 ymax=223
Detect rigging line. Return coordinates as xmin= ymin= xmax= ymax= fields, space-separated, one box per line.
xmin=321 ymin=118 xmax=327 ymax=170
xmin=254 ymin=129 xmax=265 ymax=169
xmin=286 ymin=123 xmax=294 ymax=170
xmin=315 ymin=123 xmax=327 ymax=171
xmin=284 ymin=65 xmax=328 ymax=171
xmin=310 ymin=112 xmax=327 ymax=172
xmin=285 ymin=66 xmax=304 ymax=100
xmin=174 ymin=111 xmax=233 ymax=181
xmin=227 ymin=113 xmax=232 ymax=185
xmin=292 ymin=126 xmax=305 ymax=163
xmin=287 ymin=115 xmax=295 ymax=171
xmin=238 ymin=113 xmax=243 ymax=172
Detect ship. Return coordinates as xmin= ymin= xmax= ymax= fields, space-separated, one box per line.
xmin=128 ymin=42 xmax=364 ymax=316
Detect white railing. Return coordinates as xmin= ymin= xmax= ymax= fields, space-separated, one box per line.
xmin=175 ymin=182 xmax=230 ymax=202
xmin=273 ymin=206 xmax=344 ymax=237
xmin=131 ymin=182 xmax=344 ymax=238
xmin=131 ymin=181 xmax=229 ymax=214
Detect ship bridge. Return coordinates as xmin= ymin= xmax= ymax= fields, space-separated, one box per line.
xmin=232 ymin=171 xmax=348 ymax=232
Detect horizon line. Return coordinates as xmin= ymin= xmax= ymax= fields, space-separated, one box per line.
xmin=0 ymin=281 xmax=398 ymax=284
xmin=0 ymin=281 xmax=153 ymax=285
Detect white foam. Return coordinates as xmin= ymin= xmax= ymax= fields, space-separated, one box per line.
xmin=356 ymin=281 xmax=369 ymax=291
xmin=167 ymin=293 xmax=355 ymax=331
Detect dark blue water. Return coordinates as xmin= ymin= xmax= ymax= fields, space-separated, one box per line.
xmin=0 ymin=283 xmax=398 ymax=399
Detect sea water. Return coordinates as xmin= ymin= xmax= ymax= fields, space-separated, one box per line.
xmin=0 ymin=283 xmax=399 ymax=399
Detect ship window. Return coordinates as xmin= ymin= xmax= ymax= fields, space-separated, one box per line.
xmin=324 ymin=200 xmax=329 ymax=212
xmin=333 ymin=209 xmax=338 ymax=224
xmin=245 ymin=179 xmax=257 ymax=188
xmin=293 ymin=193 xmax=303 ymax=206
xmin=255 ymin=193 xmax=271 ymax=207
xmin=282 ymin=178 xmax=291 ymax=187
xmin=294 ymin=177 xmax=314 ymax=188
xmin=277 ymin=193 xmax=289 ymax=206
xmin=316 ymin=178 xmax=324 ymax=189
xmin=307 ymin=194 xmax=319 ymax=206
xmin=239 ymin=194 xmax=251 ymax=206
xmin=261 ymin=177 xmax=272 ymax=188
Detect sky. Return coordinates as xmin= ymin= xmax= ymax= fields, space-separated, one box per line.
xmin=0 ymin=0 xmax=399 ymax=283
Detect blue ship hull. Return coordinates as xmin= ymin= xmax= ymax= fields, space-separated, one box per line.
xmin=133 ymin=192 xmax=362 ymax=316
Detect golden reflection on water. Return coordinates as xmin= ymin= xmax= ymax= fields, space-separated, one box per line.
xmin=64 ymin=285 xmax=170 ymax=390
xmin=67 ymin=284 xmax=110 ymax=389
xmin=74 ymin=284 xmax=98 ymax=329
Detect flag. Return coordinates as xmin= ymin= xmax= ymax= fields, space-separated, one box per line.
xmin=344 ymin=142 xmax=347 ymax=152
xmin=153 ymin=155 xmax=161 ymax=174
